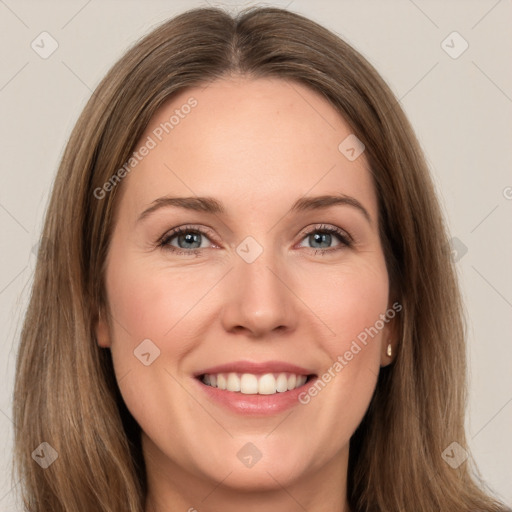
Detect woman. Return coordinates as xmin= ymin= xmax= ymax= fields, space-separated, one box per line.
xmin=13 ymin=6 xmax=510 ymax=512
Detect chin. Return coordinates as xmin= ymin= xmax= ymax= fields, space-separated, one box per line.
xmin=202 ymin=459 xmax=303 ymax=491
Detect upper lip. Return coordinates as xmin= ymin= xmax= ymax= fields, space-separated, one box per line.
xmin=194 ymin=360 xmax=316 ymax=377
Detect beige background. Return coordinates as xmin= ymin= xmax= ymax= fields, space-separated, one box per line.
xmin=1 ymin=0 xmax=511 ymax=508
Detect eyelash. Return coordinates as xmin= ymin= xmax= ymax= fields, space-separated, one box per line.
xmin=156 ymin=224 xmax=353 ymax=257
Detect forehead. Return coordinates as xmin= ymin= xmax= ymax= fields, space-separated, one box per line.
xmin=117 ymin=77 xmax=377 ymax=221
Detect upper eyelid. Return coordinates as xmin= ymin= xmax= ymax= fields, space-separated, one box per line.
xmin=160 ymin=224 xmax=215 ymax=239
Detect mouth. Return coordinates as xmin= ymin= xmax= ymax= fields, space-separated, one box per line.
xmin=197 ymin=372 xmax=316 ymax=395
xmin=193 ymin=360 xmax=318 ymax=416
xmin=193 ymin=361 xmax=318 ymax=415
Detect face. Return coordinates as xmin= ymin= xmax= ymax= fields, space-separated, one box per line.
xmin=96 ymin=77 xmax=396 ymax=506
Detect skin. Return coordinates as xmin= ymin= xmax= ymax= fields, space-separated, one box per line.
xmin=96 ymin=76 xmax=397 ymax=512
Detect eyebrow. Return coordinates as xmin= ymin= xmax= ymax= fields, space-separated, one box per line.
xmin=137 ymin=194 xmax=372 ymax=224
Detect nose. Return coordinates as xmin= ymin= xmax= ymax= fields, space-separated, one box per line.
xmin=219 ymin=245 xmax=298 ymax=339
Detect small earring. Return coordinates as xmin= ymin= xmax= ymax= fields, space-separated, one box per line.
xmin=386 ymin=343 xmax=392 ymax=357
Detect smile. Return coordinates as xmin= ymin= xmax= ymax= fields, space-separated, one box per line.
xmin=200 ymin=372 xmax=311 ymax=395
xmin=193 ymin=360 xmax=318 ymax=415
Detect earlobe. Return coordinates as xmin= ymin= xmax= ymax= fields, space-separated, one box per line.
xmin=95 ymin=310 xmax=112 ymax=348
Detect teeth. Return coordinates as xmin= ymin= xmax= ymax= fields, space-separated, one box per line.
xmin=287 ymin=374 xmax=297 ymax=391
xmin=201 ymin=372 xmax=309 ymax=395
xmin=227 ymin=373 xmax=241 ymax=392
xmin=276 ymin=373 xmax=288 ymax=392
xmin=240 ymin=374 xmax=258 ymax=394
xmin=217 ymin=374 xmax=227 ymax=390
xmin=258 ymin=373 xmax=276 ymax=395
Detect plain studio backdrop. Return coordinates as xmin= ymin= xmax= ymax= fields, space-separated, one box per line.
xmin=0 ymin=0 xmax=511 ymax=509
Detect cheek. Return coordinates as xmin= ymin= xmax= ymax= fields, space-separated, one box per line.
xmin=102 ymin=247 xmax=206 ymax=404
xmin=103 ymin=252 xmax=205 ymax=451
xmin=105 ymin=252 xmax=208 ymax=344
xmin=298 ymin=254 xmax=390 ymax=353
xmin=295 ymin=256 xmax=389 ymax=422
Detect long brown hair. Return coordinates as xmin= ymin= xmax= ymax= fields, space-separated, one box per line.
xmin=13 ymin=6 xmax=509 ymax=511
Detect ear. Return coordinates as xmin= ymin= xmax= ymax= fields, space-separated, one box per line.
xmin=95 ymin=309 xmax=112 ymax=348
xmin=380 ymin=305 xmax=400 ymax=367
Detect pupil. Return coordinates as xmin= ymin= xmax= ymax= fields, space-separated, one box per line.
xmin=311 ymin=232 xmax=331 ymax=248
xmin=180 ymin=233 xmax=200 ymax=249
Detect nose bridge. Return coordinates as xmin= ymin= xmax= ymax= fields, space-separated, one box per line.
xmin=220 ymin=237 xmax=296 ymax=336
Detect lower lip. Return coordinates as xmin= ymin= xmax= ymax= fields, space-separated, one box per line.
xmin=194 ymin=377 xmax=317 ymax=416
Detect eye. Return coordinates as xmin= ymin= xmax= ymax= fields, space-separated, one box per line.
xmin=297 ymin=224 xmax=352 ymax=255
xmin=157 ymin=225 xmax=216 ymax=256
xmin=157 ymin=223 xmax=353 ymax=257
